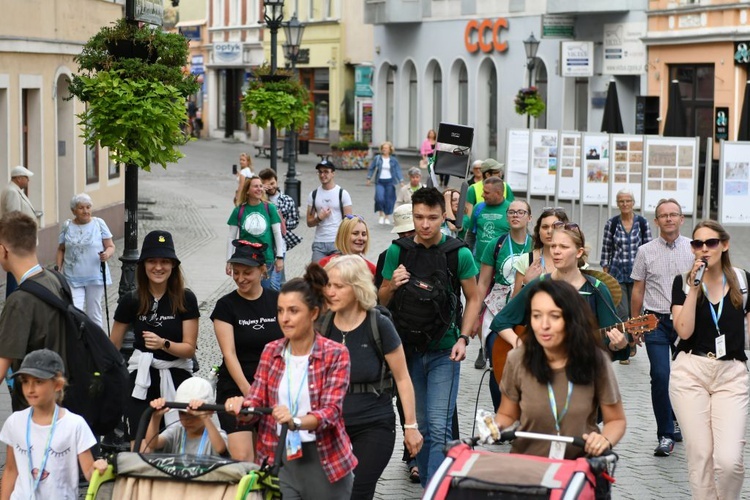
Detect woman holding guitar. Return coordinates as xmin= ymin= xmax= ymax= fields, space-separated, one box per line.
xmin=490 ymin=222 xmax=631 ymax=383
xmin=670 ymin=220 xmax=749 ymax=499
xmin=512 ymin=207 xmax=569 ymax=297
xmin=492 ymin=279 xmax=626 ymax=459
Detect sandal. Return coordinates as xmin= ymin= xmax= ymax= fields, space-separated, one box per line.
xmin=408 ymin=466 xmax=420 ymax=483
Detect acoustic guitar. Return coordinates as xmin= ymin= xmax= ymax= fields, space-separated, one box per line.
xmin=491 ymin=314 xmax=659 ymax=384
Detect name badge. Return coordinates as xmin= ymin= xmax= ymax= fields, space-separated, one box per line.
xmin=549 ymin=441 xmax=566 ymax=460
xmin=286 ymin=431 xmax=303 ymax=461
xmin=715 ymin=335 xmax=727 ymax=359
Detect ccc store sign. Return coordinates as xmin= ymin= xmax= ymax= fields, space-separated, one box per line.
xmin=464 ymin=18 xmax=509 ymax=54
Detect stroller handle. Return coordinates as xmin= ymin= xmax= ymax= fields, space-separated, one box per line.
xmin=133 ymin=403 xmax=273 ymax=453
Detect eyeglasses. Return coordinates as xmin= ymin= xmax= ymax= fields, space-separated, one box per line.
xmin=616 ymin=199 xmax=634 ymax=205
xmin=690 ymin=238 xmax=722 ymax=250
xmin=506 ymin=209 xmax=529 ymax=217
xmin=552 ymin=221 xmax=582 ymax=236
xmin=656 ymin=212 xmax=682 ymax=220
xmin=344 ymin=214 xmax=365 ymax=221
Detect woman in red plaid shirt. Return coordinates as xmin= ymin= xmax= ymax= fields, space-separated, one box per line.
xmin=225 ymin=264 xmax=356 ymax=499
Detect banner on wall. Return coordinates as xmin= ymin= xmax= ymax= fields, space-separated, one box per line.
xmin=609 ymin=135 xmax=645 ymax=210
xmin=528 ymin=130 xmax=558 ymax=196
xmin=718 ymin=141 xmax=750 ymax=225
xmin=556 ymin=132 xmax=582 ymax=200
xmin=561 ymin=41 xmax=594 ymax=77
xmin=505 ymin=129 xmax=530 ymax=192
xmin=641 ymin=136 xmax=698 ymax=214
xmin=603 ymin=22 xmax=647 ymax=75
xmin=580 ymin=133 xmax=610 ymax=205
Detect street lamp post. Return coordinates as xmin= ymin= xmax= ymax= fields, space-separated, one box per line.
xmin=282 ymin=15 xmax=305 ymax=207
xmin=263 ymin=0 xmax=285 ymax=172
xmin=523 ymin=32 xmax=540 ymax=129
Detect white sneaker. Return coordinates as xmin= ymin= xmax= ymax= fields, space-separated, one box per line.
xmin=385 ymin=218 xmax=391 ymax=225
xmin=378 ymin=216 xmax=384 ymax=225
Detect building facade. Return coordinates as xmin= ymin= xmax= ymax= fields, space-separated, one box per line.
xmin=366 ymin=0 xmax=649 ymax=164
xmin=0 ymin=0 xmax=125 ymax=263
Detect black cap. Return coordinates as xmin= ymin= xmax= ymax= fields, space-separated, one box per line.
xmin=13 ymin=349 xmax=65 ymax=379
xmin=138 ymin=230 xmax=180 ymax=264
xmin=315 ymin=159 xmax=336 ymax=171
xmin=227 ymin=239 xmax=267 ymax=267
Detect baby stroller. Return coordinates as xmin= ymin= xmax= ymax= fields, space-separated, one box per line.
xmin=86 ymin=403 xmax=285 ymax=500
xmin=424 ymin=430 xmax=618 ymax=500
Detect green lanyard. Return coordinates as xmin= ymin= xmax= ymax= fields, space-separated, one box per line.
xmin=547 ymin=381 xmax=573 ymax=435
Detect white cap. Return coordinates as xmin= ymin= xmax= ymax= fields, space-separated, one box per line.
xmin=391 ymin=204 xmax=414 ymax=234
xmin=10 ymin=166 xmax=33 ymax=178
xmin=174 ymin=377 xmax=215 ymax=408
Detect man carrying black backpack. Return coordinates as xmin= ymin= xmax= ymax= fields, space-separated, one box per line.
xmin=378 ymin=187 xmax=481 ymax=488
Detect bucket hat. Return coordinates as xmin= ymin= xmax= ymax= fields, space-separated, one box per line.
xmin=138 ymin=230 xmax=180 ymax=264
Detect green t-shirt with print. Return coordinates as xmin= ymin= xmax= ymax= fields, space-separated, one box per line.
xmin=480 ymin=233 xmax=534 ymax=285
xmin=227 ymin=202 xmax=281 ymax=264
xmin=470 ymin=200 xmax=512 ymax=266
xmin=382 ymin=235 xmax=478 ymax=350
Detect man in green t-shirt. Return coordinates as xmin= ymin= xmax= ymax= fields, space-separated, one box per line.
xmin=378 ymin=187 xmax=481 ymax=488
xmin=466 ymin=158 xmax=515 ymax=215
xmin=467 ymin=177 xmax=511 ymax=267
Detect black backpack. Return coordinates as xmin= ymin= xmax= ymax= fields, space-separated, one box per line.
xmin=20 ymin=270 xmax=129 ymax=436
xmin=387 ymin=236 xmax=466 ymax=352
xmin=320 ymin=306 xmax=394 ymax=396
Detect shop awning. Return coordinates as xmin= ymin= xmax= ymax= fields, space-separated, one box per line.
xmin=600 ymin=80 xmax=624 ymax=134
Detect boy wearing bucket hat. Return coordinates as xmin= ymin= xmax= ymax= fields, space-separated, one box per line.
xmin=144 ymin=377 xmax=228 ymax=456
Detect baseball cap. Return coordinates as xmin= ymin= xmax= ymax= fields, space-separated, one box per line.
xmin=174 ymin=377 xmax=215 ymax=409
xmin=480 ymin=158 xmax=503 ymax=173
xmin=391 ymin=204 xmax=415 ymax=234
xmin=315 ymin=159 xmax=336 ymax=171
xmin=13 ymin=349 xmax=65 ymax=379
xmin=10 ymin=166 xmax=34 ymax=178
xmin=227 ymin=240 xmax=267 ymax=267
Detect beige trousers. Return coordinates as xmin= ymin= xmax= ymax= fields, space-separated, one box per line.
xmin=669 ymin=352 xmax=749 ymax=500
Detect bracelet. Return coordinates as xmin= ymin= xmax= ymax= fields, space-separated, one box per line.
xmin=458 ymin=334 xmax=470 ymax=346
xmin=603 ymin=436 xmax=613 ymax=450
xmin=403 ymin=423 xmax=419 ymax=430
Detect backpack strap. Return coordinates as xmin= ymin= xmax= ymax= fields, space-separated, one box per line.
xmin=734 ymin=267 xmax=748 ymax=310
xmin=320 ymin=310 xmax=334 ymax=338
xmin=19 ymin=270 xmax=73 ymax=313
xmin=637 ymin=215 xmax=648 ymax=238
xmin=236 ymin=204 xmax=246 ymax=228
xmin=338 ymin=188 xmax=345 ymax=216
xmin=492 ymin=234 xmax=510 ymax=264
xmin=311 ymin=188 xmax=318 ymax=211
xmin=607 ymin=215 xmax=621 ymax=244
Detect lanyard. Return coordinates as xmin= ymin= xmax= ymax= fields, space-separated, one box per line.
xmin=702 ymin=273 xmax=726 ymax=335
xmin=19 ymin=264 xmax=42 ymax=285
xmin=284 ymin=347 xmax=309 ymax=419
xmin=509 ymin=234 xmax=531 ymax=270
xmin=27 ymin=405 xmax=59 ymax=493
xmin=547 ymin=381 xmax=573 ymax=435
xmin=180 ymin=428 xmax=208 ymax=455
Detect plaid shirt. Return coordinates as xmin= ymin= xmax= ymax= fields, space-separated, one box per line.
xmin=599 ymin=215 xmax=652 ymax=283
xmin=270 ymin=191 xmax=302 ymax=250
xmin=630 ymin=235 xmax=694 ymax=314
xmin=244 ymin=334 xmax=356 ymax=483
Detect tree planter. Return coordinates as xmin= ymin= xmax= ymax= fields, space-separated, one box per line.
xmin=331 ymin=140 xmax=370 ymax=170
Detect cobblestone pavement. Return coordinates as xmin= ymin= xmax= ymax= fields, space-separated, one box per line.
xmin=0 ymin=138 xmax=749 ymax=498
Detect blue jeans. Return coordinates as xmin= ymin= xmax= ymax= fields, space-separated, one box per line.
xmin=374 ymin=179 xmax=396 ymax=215
xmin=261 ymin=265 xmax=282 ymax=291
xmin=408 ymin=348 xmax=460 ymax=488
xmin=645 ymin=314 xmax=678 ymax=439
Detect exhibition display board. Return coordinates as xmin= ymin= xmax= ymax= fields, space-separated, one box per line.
xmin=641 ymin=136 xmax=698 ymax=215
xmin=580 ymin=133 xmax=610 ymax=205
xmin=557 ymin=132 xmax=582 ymax=201
xmin=718 ymin=141 xmax=750 ymax=225
xmin=609 ymin=135 xmax=644 ymax=210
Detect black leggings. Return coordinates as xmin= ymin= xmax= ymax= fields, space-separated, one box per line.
xmin=346 ymin=417 xmax=396 ymax=500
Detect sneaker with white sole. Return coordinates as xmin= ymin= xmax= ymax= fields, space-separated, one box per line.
xmin=654 ymin=436 xmax=674 ymax=457
xmin=378 ymin=216 xmax=384 ymax=225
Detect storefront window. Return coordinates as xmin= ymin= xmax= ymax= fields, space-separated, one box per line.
xmin=300 ymin=68 xmax=331 ymax=141
xmin=670 ymin=64 xmax=714 ymax=154
xmin=86 ymin=142 xmax=99 ymax=184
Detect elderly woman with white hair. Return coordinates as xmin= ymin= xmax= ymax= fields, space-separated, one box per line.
xmin=56 ymin=193 xmax=115 ymax=328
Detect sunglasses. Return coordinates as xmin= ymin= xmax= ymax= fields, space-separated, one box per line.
xmin=506 ymin=209 xmax=529 ymax=217
xmin=344 ymin=214 xmax=365 ymax=221
xmin=690 ymin=238 xmax=722 ymax=250
xmin=146 ymin=299 xmax=159 ymax=327
xmin=541 ymin=206 xmax=567 ymax=217
xmin=552 ymin=221 xmax=582 ymax=235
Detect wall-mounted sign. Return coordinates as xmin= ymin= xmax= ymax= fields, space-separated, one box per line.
xmin=297 ymin=48 xmax=310 ymax=65
xmin=716 ymin=107 xmax=729 ymax=141
xmin=179 ymin=25 xmax=202 ymax=41
xmin=214 ymin=42 xmax=242 ymax=65
xmin=542 ymin=15 xmax=575 ymax=38
xmin=603 ymin=23 xmax=647 ymax=75
xmin=126 ymin=0 xmax=163 ymax=26
xmin=734 ymin=42 xmax=750 ymax=65
xmin=464 ymin=18 xmax=509 ymax=54
xmin=355 ymin=65 xmax=374 ymax=98
xmin=561 ymin=41 xmax=594 ymax=77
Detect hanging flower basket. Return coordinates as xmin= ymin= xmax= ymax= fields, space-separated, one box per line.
xmin=241 ymin=64 xmax=313 ymax=132
xmin=514 ymin=86 xmax=546 ymax=118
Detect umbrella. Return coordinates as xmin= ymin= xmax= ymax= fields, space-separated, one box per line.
xmin=738 ymin=80 xmax=750 ymax=141
xmin=662 ymin=79 xmax=688 ymax=137
xmin=600 ymin=80 xmax=624 ymax=134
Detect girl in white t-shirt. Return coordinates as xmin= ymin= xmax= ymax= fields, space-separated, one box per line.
xmin=0 ymin=349 xmax=107 ymax=500
xmin=235 ymin=153 xmax=254 ymax=205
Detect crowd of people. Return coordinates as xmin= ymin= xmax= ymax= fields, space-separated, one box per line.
xmin=0 ymin=147 xmax=745 ymax=500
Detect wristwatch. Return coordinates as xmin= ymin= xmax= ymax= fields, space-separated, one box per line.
xmin=292 ymin=417 xmax=303 ymax=431
xmin=163 ymin=339 xmax=171 ymax=350
xmin=458 ymin=334 xmax=471 ymax=346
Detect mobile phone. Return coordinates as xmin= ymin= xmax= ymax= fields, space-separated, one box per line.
xmin=232 ymin=164 xmax=238 ymax=175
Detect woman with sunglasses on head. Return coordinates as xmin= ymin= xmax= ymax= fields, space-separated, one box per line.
xmin=512 ymin=207 xmax=569 ymax=298
xmin=318 ymin=215 xmax=377 ymax=276
xmin=225 ymin=264 xmax=356 ymax=499
xmin=211 ymin=240 xmax=283 ymax=461
xmin=476 ymin=200 xmax=533 ymax=409
xmin=670 ymin=221 xmax=749 ymax=499
xmin=322 ymin=255 xmax=422 ymax=499
xmin=491 ymin=279 xmax=626 ymax=461
xmin=110 ymin=230 xmax=199 ymax=443
xmin=227 ymin=175 xmax=285 ymax=291
xmin=491 ymin=221 xmax=630 ymax=363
